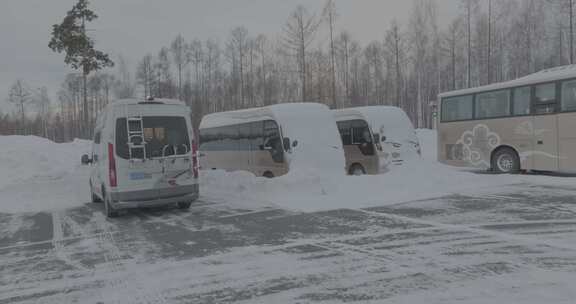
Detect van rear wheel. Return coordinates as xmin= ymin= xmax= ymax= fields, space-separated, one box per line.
xmin=349 ymin=164 xmax=366 ymax=176
xmin=90 ymin=182 xmax=102 ymax=203
xmin=92 ymin=192 xmax=102 ymax=203
xmin=103 ymin=190 xmax=119 ymax=218
xmin=177 ymin=202 xmax=192 ymax=210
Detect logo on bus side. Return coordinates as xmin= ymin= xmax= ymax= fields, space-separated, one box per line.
xmin=456 ymin=124 xmax=501 ymax=169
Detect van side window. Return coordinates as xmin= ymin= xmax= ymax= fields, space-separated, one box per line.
xmin=116 ymin=118 xmax=130 ymax=159
xmin=94 ymin=131 xmax=101 ymax=144
xmin=350 ymin=120 xmax=371 ymax=144
xmin=337 ymin=121 xmax=352 ymax=145
xmin=263 ymin=120 xmax=283 ymax=163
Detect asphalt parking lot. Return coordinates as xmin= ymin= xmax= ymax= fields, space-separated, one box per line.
xmin=2 ymin=182 xmax=576 ymax=303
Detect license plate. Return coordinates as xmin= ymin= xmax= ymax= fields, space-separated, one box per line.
xmin=130 ymin=172 xmax=150 ymax=180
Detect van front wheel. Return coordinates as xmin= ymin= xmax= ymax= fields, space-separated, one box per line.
xmin=177 ymin=202 xmax=192 ymax=210
xmin=349 ymin=164 xmax=366 ymax=176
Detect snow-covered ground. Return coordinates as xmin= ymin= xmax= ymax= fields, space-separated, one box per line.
xmin=2 ymin=131 xmax=576 ymax=303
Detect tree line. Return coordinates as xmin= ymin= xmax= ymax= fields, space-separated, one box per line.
xmin=1 ymin=0 xmax=574 ymax=142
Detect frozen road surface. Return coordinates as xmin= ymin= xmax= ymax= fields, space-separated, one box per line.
xmin=2 ymin=183 xmax=576 ymax=303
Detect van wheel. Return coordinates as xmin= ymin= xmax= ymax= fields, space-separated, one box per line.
xmin=90 ymin=182 xmax=102 ymax=203
xmin=177 ymin=202 xmax=192 ymax=210
xmin=349 ymin=164 xmax=366 ymax=176
xmin=492 ymin=147 xmax=520 ymax=174
xmin=263 ymin=171 xmax=274 ymax=179
xmin=92 ymin=191 xmax=102 ymax=203
xmin=103 ymin=190 xmax=119 ymax=218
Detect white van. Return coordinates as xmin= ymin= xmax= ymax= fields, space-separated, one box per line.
xmin=199 ymin=103 xmax=346 ymax=177
xmin=333 ymin=106 xmax=420 ymax=174
xmin=82 ymin=98 xmax=199 ymax=217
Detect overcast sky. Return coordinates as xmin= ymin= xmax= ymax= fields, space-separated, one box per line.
xmin=0 ymin=0 xmax=460 ymax=113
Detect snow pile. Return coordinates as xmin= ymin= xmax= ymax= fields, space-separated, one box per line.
xmin=0 ymin=136 xmax=91 ymax=189
xmin=416 ymin=128 xmax=437 ymax=161
xmin=271 ymin=103 xmax=346 ymax=176
xmin=0 ymin=136 xmax=92 ymax=213
xmin=201 ymin=129 xmax=513 ymax=212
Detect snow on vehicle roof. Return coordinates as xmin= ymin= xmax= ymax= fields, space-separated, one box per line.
xmin=334 ymin=106 xmax=417 ymax=141
xmin=112 ymin=98 xmax=186 ymax=106
xmin=199 ymin=106 xmax=275 ymax=129
xmin=439 ymin=64 xmax=576 ymax=98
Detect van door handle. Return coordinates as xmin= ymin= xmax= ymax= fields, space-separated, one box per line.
xmin=537 ymin=140 xmax=544 ymax=145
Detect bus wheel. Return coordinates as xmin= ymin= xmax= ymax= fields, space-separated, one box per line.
xmin=263 ymin=171 xmax=275 ymax=179
xmin=492 ymin=148 xmax=520 ymax=174
xmin=349 ymin=164 xmax=366 ymax=176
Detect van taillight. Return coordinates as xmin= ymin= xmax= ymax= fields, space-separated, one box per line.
xmin=108 ymin=143 xmax=118 ymax=187
xmin=192 ymin=140 xmax=199 ymax=178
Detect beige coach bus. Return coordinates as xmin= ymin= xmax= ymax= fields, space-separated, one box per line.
xmin=438 ymin=65 xmax=576 ymax=173
xmin=334 ymin=106 xmax=420 ymax=175
xmin=199 ymin=103 xmax=345 ymax=177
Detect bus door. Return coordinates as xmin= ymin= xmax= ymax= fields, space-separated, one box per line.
xmin=532 ymin=83 xmax=559 ymax=171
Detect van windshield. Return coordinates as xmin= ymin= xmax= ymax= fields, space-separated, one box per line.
xmin=116 ymin=116 xmax=190 ymax=159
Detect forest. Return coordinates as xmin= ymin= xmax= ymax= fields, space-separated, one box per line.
xmin=0 ymin=0 xmax=573 ymax=142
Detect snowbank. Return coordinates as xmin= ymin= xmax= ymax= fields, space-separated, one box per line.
xmin=416 ymin=128 xmax=437 ymax=161
xmin=0 ymin=136 xmax=92 ymax=213
xmin=270 ymin=103 xmax=346 ymax=176
xmin=201 ymin=129 xmax=576 ymax=212
xmin=0 ymin=136 xmax=91 ymax=189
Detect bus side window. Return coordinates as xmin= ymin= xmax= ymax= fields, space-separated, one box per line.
xmin=561 ymin=80 xmax=576 ymax=112
xmin=534 ymin=83 xmax=557 ymax=114
xmin=513 ymin=87 xmax=531 ymax=116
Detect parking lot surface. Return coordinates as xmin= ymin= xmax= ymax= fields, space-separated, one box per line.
xmin=2 ymin=183 xmax=576 ymax=303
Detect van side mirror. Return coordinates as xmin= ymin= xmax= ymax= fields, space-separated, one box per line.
xmin=292 ymin=140 xmax=298 ymax=148
xmin=381 ymin=136 xmax=387 ymax=142
xmin=81 ymin=154 xmax=92 ymax=165
xmin=283 ymin=137 xmax=291 ymax=152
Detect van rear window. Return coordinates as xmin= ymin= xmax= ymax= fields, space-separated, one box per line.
xmin=116 ymin=116 xmax=190 ymax=159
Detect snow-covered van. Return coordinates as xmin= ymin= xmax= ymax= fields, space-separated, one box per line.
xmin=81 ymin=98 xmax=199 ymax=217
xmin=333 ymin=106 xmax=421 ymax=175
xmin=199 ymin=103 xmax=346 ymax=177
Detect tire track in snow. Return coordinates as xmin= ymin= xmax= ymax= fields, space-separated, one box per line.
xmin=91 ymin=212 xmax=169 ymax=304
xmin=51 ymin=211 xmax=89 ymax=272
xmin=351 ymin=208 xmax=576 ymax=252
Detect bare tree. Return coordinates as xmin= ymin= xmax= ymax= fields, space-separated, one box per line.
xmin=460 ymin=0 xmax=479 ymax=88
xmin=114 ymin=55 xmax=135 ymax=99
xmin=136 ymin=54 xmax=155 ymax=98
xmin=8 ymin=80 xmax=31 ymax=135
xmin=283 ymin=5 xmax=320 ymax=102
xmin=323 ymin=0 xmax=338 ymax=108
xmin=171 ymin=34 xmax=190 ymax=99
xmin=227 ymin=27 xmax=249 ymax=108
